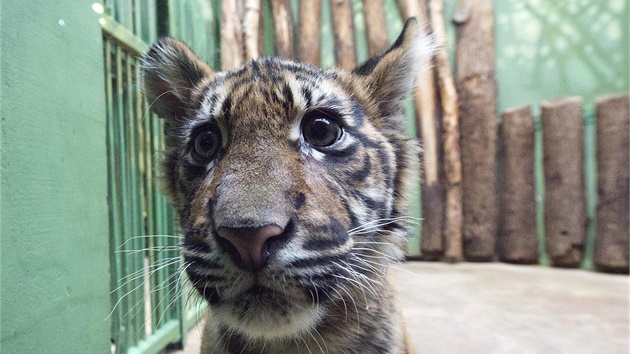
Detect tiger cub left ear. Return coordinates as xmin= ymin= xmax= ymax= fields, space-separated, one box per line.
xmin=141 ymin=38 xmax=213 ymax=121
xmin=352 ymin=17 xmax=434 ymax=116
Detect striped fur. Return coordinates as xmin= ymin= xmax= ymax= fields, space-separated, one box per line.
xmin=142 ymin=18 xmax=432 ymax=354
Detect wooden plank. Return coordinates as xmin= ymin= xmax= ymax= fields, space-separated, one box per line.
xmin=594 ymin=93 xmax=629 ymax=273
xmin=499 ymin=106 xmax=538 ymax=264
xmin=363 ymin=0 xmax=389 ymax=56
xmin=541 ymin=97 xmax=586 ymax=267
xmin=221 ymin=0 xmax=244 ymax=70
xmin=397 ymin=0 xmax=444 ymax=259
xmin=330 ymin=0 xmax=356 ymax=70
xmin=454 ymin=0 xmax=498 ymax=261
xmin=298 ymin=0 xmax=322 ymax=65
xmin=270 ymin=0 xmax=295 ymax=59
xmin=243 ymin=0 xmax=262 ymax=60
xmin=429 ymin=0 xmax=462 ymax=262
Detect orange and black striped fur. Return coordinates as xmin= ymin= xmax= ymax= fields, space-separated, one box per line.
xmin=141 ymin=18 xmax=432 ymax=354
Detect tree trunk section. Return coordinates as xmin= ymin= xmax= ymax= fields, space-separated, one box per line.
xmin=397 ymin=0 xmax=444 ymax=259
xmin=541 ymin=97 xmax=586 ymax=267
xmin=298 ymin=0 xmax=322 ymax=66
xmin=594 ymin=93 xmax=629 ymax=273
xmin=330 ymin=0 xmax=356 ymax=70
xmin=499 ymin=106 xmax=538 ymax=264
xmin=454 ymin=0 xmax=498 ymax=261
xmin=243 ymin=0 xmax=262 ymax=61
xmin=221 ymin=0 xmax=244 ymax=70
xmin=270 ymin=0 xmax=295 ymax=59
xmin=429 ymin=0 xmax=462 ymax=262
xmin=363 ymin=0 xmax=389 ymax=57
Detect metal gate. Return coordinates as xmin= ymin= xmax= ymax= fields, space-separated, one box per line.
xmin=98 ymin=0 xmax=219 ymax=352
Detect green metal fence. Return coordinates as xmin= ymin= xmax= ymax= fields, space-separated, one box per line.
xmin=100 ymin=1 xmax=214 ymax=352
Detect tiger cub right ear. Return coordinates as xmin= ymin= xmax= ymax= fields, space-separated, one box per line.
xmin=141 ymin=38 xmax=213 ymax=120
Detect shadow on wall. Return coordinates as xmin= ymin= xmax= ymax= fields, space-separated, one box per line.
xmin=495 ymin=0 xmax=628 ymax=114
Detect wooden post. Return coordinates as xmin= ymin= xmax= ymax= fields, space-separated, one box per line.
xmin=398 ymin=0 xmax=444 ymax=259
xmin=270 ymin=0 xmax=295 ymax=59
xmin=298 ymin=0 xmax=322 ymax=66
xmin=499 ymin=106 xmax=538 ymax=264
xmin=454 ymin=0 xmax=498 ymax=261
xmin=330 ymin=0 xmax=356 ymax=70
xmin=221 ymin=0 xmax=244 ymax=70
xmin=363 ymin=0 xmax=389 ymax=56
xmin=429 ymin=0 xmax=462 ymax=262
xmin=243 ymin=0 xmax=262 ymax=61
xmin=541 ymin=97 xmax=586 ymax=267
xmin=594 ymin=93 xmax=629 ymax=273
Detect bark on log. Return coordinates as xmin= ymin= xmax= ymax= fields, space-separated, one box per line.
xmin=541 ymin=97 xmax=586 ymax=267
xmin=330 ymin=0 xmax=356 ymax=70
xmin=499 ymin=106 xmax=538 ymax=264
xmin=363 ymin=0 xmax=389 ymax=57
xmin=397 ymin=0 xmax=444 ymax=259
xmin=221 ymin=0 xmax=245 ymax=70
xmin=270 ymin=0 xmax=295 ymax=59
xmin=454 ymin=0 xmax=498 ymax=261
xmin=429 ymin=0 xmax=462 ymax=262
xmin=298 ymin=0 xmax=322 ymax=66
xmin=594 ymin=93 xmax=629 ymax=273
xmin=243 ymin=0 xmax=262 ymax=61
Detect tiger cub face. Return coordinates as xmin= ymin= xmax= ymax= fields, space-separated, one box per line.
xmin=142 ymin=18 xmax=431 ymax=352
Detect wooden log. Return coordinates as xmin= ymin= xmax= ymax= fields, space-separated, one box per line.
xmin=221 ymin=0 xmax=244 ymax=70
xmin=594 ymin=93 xmax=629 ymax=273
xmin=429 ymin=0 xmax=462 ymax=262
xmin=454 ymin=0 xmax=498 ymax=261
xmin=243 ymin=0 xmax=262 ymax=61
xmin=270 ymin=0 xmax=295 ymax=59
xmin=541 ymin=97 xmax=586 ymax=267
xmin=298 ymin=0 xmax=322 ymax=66
xmin=397 ymin=0 xmax=444 ymax=259
xmin=330 ymin=0 xmax=356 ymax=70
xmin=363 ymin=0 xmax=389 ymax=56
xmin=499 ymin=106 xmax=538 ymax=264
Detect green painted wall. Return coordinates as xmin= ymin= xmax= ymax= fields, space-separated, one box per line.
xmin=0 ymin=1 xmax=111 ymax=353
xmin=443 ymin=0 xmax=629 ymax=114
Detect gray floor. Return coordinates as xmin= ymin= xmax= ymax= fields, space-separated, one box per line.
xmin=171 ymin=262 xmax=629 ymax=353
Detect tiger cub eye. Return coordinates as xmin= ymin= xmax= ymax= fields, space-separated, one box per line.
xmin=302 ymin=115 xmax=342 ymax=147
xmin=191 ymin=123 xmax=222 ymax=164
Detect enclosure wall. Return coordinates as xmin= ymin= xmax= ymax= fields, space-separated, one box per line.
xmin=0 ymin=1 xmax=111 ymax=353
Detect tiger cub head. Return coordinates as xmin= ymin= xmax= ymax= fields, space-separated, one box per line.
xmin=142 ymin=18 xmax=430 ymax=341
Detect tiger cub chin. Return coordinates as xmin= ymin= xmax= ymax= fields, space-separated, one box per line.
xmin=141 ymin=17 xmax=432 ymax=354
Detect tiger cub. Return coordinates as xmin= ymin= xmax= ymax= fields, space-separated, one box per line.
xmin=141 ymin=18 xmax=431 ymax=354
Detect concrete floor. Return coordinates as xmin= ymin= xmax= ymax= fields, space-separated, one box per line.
xmin=171 ymin=262 xmax=629 ymax=354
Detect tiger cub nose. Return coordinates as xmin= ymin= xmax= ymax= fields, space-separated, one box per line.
xmin=216 ymin=224 xmax=284 ymax=270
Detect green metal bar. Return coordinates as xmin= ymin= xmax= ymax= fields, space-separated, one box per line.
xmin=105 ymin=38 xmax=126 ymax=349
xmin=126 ymin=320 xmax=181 ymax=354
xmin=100 ymin=14 xmax=150 ymax=55
xmin=134 ymin=0 xmax=143 ymax=39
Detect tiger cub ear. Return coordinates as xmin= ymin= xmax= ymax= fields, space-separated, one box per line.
xmin=352 ymin=17 xmax=434 ymax=116
xmin=141 ymin=38 xmax=213 ymax=120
